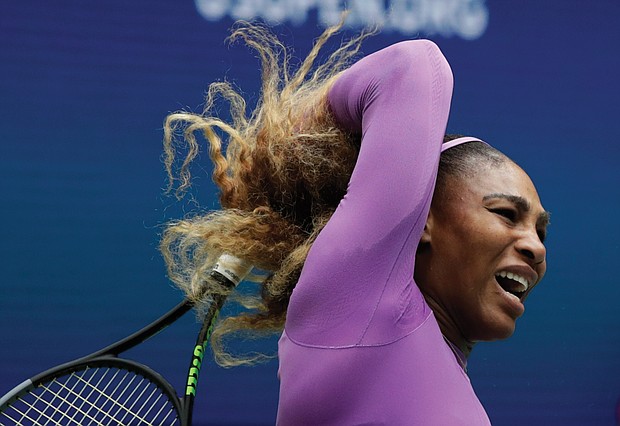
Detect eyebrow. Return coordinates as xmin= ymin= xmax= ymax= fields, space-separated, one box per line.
xmin=483 ymin=193 xmax=551 ymax=228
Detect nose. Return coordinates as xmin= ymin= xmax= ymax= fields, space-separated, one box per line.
xmin=516 ymin=230 xmax=546 ymax=266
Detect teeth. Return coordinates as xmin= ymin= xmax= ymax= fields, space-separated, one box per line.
xmin=495 ymin=271 xmax=529 ymax=292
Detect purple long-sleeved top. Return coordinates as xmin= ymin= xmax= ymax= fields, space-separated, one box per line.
xmin=276 ymin=40 xmax=491 ymax=425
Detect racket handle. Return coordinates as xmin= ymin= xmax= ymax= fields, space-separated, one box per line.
xmin=183 ymin=257 xmax=252 ymax=423
xmin=209 ymin=269 xmax=236 ymax=293
xmin=213 ymin=254 xmax=253 ymax=286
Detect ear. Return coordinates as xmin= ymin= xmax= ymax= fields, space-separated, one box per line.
xmin=420 ymin=209 xmax=434 ymax=245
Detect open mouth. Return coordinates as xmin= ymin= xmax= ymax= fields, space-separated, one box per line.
xmin=495 ymin=271 xmax=529 ymax=301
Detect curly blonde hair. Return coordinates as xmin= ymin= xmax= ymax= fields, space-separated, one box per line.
xmin=160 ymin=19 xmax=372 ymax=367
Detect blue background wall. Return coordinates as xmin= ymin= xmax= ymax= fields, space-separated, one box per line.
xmin=1 ymin=1 xmax=619 ymax=425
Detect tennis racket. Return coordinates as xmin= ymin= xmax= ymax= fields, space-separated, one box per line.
xmin=0 ymin=270 xmax=234 ymax=426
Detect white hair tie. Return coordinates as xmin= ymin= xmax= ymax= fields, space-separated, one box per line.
xmin=441 ymin=136 xmax=488 ymax=152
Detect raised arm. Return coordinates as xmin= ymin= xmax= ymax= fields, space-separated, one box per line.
xmin=285 ymin=40 xmax=454 ymax=347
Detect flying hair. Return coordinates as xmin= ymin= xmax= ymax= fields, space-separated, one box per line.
xmin=160 ymin=16 xmax=374 ymax=367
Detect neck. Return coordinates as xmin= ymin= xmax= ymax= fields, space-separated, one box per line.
xmin=424 ymin=294 xmax=475 ymax=358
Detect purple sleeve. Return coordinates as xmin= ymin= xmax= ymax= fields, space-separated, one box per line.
xmin=285 ymin=40 xmax=454 ymax=347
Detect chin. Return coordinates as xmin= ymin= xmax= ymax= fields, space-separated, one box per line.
xmin=471 ymin=318 xmax=518 ymax=342
xmin=492 ymin=326 xmax=516 ymax=341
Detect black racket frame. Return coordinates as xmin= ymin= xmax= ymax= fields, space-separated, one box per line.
xmin=0 ymin=272 xmax=231 ymax=426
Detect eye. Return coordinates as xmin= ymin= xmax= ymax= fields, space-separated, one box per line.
xmin=491 ymin=208 xmax=517 ymax=222
xmin=537 ymin=228 xmax=547 ymax=243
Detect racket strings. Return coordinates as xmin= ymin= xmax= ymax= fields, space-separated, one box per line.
xmin=1 ymin=367 xmax=180 ymax=426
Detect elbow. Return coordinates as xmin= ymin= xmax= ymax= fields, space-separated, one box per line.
xmin=379 ymin=39 xmax=453 ymax=87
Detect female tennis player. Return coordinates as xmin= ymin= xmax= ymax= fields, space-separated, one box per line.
xmin=161 ymin=20 xmax=549 ymax=425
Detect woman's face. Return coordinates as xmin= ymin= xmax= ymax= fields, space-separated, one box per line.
xmin=415 ymin=160 xmax=549 ymax=342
